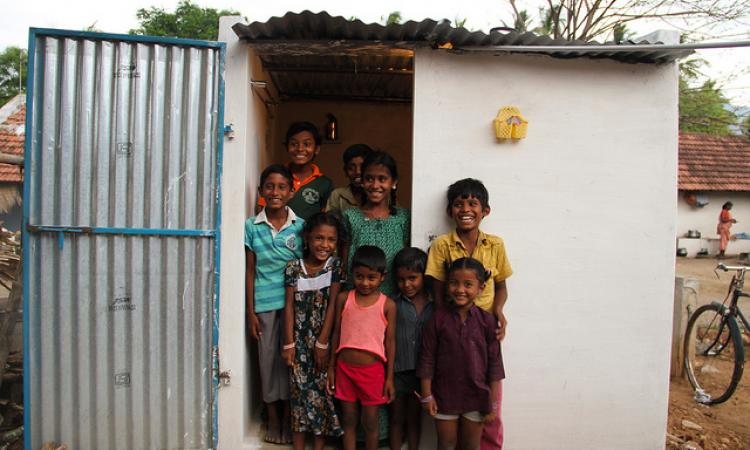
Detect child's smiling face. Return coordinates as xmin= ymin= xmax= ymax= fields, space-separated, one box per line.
xmin=259 ymin=173 xmax=293 ymax=211
xmin=447 ymin=268 xmax=484 ymax=308
xmin=345 ymin=156 xmax=365 ymax=187
xmin=305 ymin=224 xmax=337 ymax=264
xmin=352 ymin=266 xmax=385 ymax=295
xmin=395 ymin=267 xmax=424 ymax=300
xmin=286 ymin=130 xmax=319 ymax=166
xmin=362 ymin=164 xmax=395 ymax=206
xmin=450 ymin=195 xmax=489 ymax=232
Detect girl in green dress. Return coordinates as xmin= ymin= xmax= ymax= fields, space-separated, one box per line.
xmin=343 ymin=150 xmax=410 ymax=298
xmin=283 ymin=212 xmax=346 ymax=450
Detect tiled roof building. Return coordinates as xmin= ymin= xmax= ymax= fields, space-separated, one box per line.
xmin=0 ymin=95 xmax=24 ymax=184
xmin=678 ymin=132 xmax=750 ymax=192
xmin=0 ymin=95 xmax=25 ymax=219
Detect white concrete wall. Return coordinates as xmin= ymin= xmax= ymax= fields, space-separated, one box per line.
xmin=217 ymin=16 xmax=261 ymax=449
xmin=412 ymin=50 xmax=679 ymax=449
xmin=677 ymin=191 xmax=750 ymax=255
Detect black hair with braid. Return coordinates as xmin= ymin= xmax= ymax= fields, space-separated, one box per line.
xmin=448 ymin=257 xmax=491 ymax=285
xmin=361 ymin=150 xmax=399 ymax=216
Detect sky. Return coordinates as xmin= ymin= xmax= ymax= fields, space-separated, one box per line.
xmin=3 ymin=0 xmax=749 ymax=106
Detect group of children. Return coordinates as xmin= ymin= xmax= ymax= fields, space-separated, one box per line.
xmin=245 ymin=122 xmax=513 ymax=450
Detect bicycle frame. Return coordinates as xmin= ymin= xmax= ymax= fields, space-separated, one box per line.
xmin=719 ymin=263 xmax=750 ymax=324
xmin=703 ymin=287 xmax=750 ymax=356
xmin=684 ymin=263 xmax=749 ymax=405
xmin=731 ymin=289 xmax=750 ymax=333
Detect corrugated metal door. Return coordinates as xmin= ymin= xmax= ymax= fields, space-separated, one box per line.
xmin=23 ymin=29 xmax=224 ymax=450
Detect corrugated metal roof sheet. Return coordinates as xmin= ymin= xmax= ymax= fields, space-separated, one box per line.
xmin=259 ymin=52 xmax=413 ymax=102
xmin=679 ymin=132 xmax=750 ymax=192
xmin=233 ymin=10 xmax=692 ymax=64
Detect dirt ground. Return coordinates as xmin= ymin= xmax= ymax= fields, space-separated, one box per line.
xmin=669 ymin=256 xmax=750 ymax=450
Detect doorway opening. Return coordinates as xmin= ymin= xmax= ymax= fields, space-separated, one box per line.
xmin=243 ymin=42 xmax=415 ymax=441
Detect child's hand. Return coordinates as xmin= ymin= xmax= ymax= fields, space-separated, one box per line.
xmin=326 ymin=368 xmax=335 ymax=395
xmin=247 ymin=312 xmax=262 ymax=340
xmin=282 ymin=347 xmax=295 ymax=367
xmin=383 ymin=378 xmax=396 ymax=403
xmin=493 ymin=309 xmax=507 ymax=341
xmin=314 ymin=346 xmax=329 ymax=372
xmin=483 ymin=411 xmax=497 ymax=423
xmin=421 ymin=398 xmax=438 ymax=416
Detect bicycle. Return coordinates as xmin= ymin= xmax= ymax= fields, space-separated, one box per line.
xmin=683 ymin=262 xmax=749 ymax=405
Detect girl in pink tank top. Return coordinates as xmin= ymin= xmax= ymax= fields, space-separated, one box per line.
xmin=327 ymin=246 xmax=397 ymax=450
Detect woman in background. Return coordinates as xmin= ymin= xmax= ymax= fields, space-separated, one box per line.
xmin=717 ymin=201 xmax=737 ymax=258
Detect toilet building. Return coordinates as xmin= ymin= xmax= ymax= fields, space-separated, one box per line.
xmin=24 ymin=11 xmax=688 ymax=450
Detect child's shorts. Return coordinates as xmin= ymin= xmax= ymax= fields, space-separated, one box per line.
xmin=334 ymin=359 xmax=387 ymax=406
xmin=434 ymin=411 xmax=484 ymax=422
xmin=394 ymin=370 xmax=419 ymax=396
xmin=257 ymin=309 xmax=288 ymax=403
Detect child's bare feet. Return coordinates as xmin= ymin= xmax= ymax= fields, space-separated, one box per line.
xmin=263 ymin=424 xmax=283 ymax=444
xmin=264 ymin=403 xmax=283 ymax=444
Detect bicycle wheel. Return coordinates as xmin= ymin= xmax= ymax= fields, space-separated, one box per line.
xmin=683 ymin=303 xmax=744 ymax=405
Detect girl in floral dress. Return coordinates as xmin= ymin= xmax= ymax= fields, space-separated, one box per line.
xmin=283 ymin=212 xmax=346 ymax=449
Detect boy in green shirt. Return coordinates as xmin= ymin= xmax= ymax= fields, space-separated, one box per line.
xmin=326 ymin=144 xmax=372 ymax=214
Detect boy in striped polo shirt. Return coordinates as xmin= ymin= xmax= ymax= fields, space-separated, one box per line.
xmin=246 ymin=164 xmax=305 ymax=444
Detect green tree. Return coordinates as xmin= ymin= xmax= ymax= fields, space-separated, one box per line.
xmin=507 ymin=9 xmax=532 ymax=32
xmin=679 ymin=59 xmax=738 ymax=135
xmin=535 ymin=4 xmax=560 ymax=36
xmin=452 ymin=16 xmax=469 ymax=29
xmin=742 ymin=115 xmax=750 ymax=138
xmin=382 ymin=11 xmax=402 ymax=25
xmin=0 ymin=47 xmax=27 ymax=106
xmin=612 ymin=23 xmax=634 ymax=43
xmin=129 ymin=0 xmax=240 ymax=40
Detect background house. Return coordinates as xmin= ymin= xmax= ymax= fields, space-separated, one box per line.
xmin=0 ymin=95 xmax=24 ymax=232
xmin=677 ymin=132 xmax=750 ymax=256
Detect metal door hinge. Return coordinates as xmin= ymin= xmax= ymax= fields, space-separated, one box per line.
xmin=213 ymin=346 xmax=231 ymax=387
xmin=224 ymin=123 xmax=235 ymax=139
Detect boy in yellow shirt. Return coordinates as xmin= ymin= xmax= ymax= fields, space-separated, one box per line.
xmin=425 ymin=177 xmax=512 ymax=450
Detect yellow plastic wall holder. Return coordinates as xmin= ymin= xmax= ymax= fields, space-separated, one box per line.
xmin=494 ymin=106 xmax=528 ymax=140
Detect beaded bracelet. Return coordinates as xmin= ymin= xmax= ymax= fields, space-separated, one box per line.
xmin=315 ymin=340 xmax=329 ymax=350
xmin=419 ymin=395 xmax=434 ymax=404
xmin=282 ymin=343 xmax=295 ymax=350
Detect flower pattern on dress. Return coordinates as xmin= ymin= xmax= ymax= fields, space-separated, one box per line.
xmin=284 ymin=258 xmax=344 ymax=436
